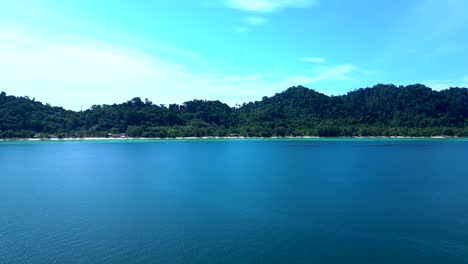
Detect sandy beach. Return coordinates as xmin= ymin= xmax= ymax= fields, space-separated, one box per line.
xmin=0 ymin=135 xmax=459 ymax=142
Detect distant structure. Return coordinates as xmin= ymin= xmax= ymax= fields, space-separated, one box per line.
xmin=111 ymin=133 xmax=127 ymax=139
xmin=48 ymin=134 xmax=58 ymax=139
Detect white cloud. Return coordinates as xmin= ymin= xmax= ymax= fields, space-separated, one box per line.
xmin=280 ymin=64 xmax=357 ymax=85
xmin=234 ymin=16 xmax=266 ymax=33
xmin=0 ymin=26 xmax=357 ymax=110
xmin=226 ymin=0 xmax=318 ymax=13
xmin=234 ymin=26 xmax=250 ymax=33
xmin=423 ymin=79 xmax=468 ymax=90
xmin=243 ymin=16 xmax=267 ymax=25
xmin=298 ymin=57 xmax=325 ymax=63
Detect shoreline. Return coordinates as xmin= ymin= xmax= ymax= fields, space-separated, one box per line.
xmin=0 ymin=136 xmax=463 ymax=142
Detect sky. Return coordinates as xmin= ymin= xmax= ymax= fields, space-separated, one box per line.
xmin=1 ymin=0 xmax=468 ymax=110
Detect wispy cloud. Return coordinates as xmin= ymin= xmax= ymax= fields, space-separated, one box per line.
xmin=282 ymin=64 xmax=357 ymax=85
xmin=225 ymin=0 xmax=318 ymax=13
xmin=423 ymin=79 xmax=468 ymax=90
xmin=234 ymin=16 xmax=267 ymax=33
xmin=227 ymin=1 xmax=317 ymax=33
xmin=0 ymin=25 xmax=358 ymax=110
xmin=234 ymin=26 xmax=250 ymax=33
xmin=243 ymin=16 xmax=267 ymax=25
xmin=298 ymin=57 xmax=325 ymax=63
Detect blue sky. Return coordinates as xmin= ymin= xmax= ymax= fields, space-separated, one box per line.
xmin=1 ymin=0 xmax=468 ymax=110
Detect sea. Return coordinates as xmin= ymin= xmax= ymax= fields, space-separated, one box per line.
xmin=1 ymin=139 xmax=468 ymax=263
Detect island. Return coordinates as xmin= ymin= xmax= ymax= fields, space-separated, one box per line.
xmin=1 ymin=84 xmax=467 ymax=139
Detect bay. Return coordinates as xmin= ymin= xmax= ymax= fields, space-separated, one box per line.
xmin=1 ymin=139 xmax=468 ymax=263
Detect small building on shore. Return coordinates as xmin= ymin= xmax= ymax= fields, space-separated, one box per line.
xmin=48 ymin=134 xmax=58 ymax=139
xmin=111 ymin=133 xmax=127 ymax=138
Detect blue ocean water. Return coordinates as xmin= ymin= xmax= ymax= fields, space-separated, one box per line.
xmin=1 ymin=139 xmax=468 ymax=263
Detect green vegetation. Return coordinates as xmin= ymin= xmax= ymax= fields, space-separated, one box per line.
xmin=1 ymin=84 xmax=468 ymax=138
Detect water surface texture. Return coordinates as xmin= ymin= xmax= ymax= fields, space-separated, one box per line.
xmin=1 ymin=139 xmax=468 ymax=263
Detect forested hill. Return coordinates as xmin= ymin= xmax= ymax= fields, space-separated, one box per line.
xmin=1 ymin=84 xmax=468 ymax=138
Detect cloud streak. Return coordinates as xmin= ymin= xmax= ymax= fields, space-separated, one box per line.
xmin=234 ymin=26 xmax=250 ymax=33
xmin=225 ymin=0 xmax=318 ymax=13
xmin=299 ymin=57 xmax=325 ymax=63
xmin=0 ymin=26 xmax=357 ymax=110
xmin=423 ymin=79 xmax=468 ymax=90
xmin=227 ymin=1 xmax=317 ymax=33
xmin=281 ymin=64 xmax=357 ymax=85
xmin=243 ymin=16 xmax=267 ymax=25
xmin=234 ymin=16 xmax=267 ymax=33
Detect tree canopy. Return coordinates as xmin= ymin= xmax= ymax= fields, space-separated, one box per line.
xmin=1 ymin=84 xmax=468 ymax=138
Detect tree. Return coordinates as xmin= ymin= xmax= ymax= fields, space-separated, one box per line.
xmin=0 ymin=84 xmax=467 ymax=138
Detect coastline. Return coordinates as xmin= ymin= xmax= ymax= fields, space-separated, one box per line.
xmin=0 ymin=135 xmax=463 ymax=142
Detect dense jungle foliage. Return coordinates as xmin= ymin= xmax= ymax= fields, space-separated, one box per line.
xmin=1 ymin=84 xmax=468 ymax=138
